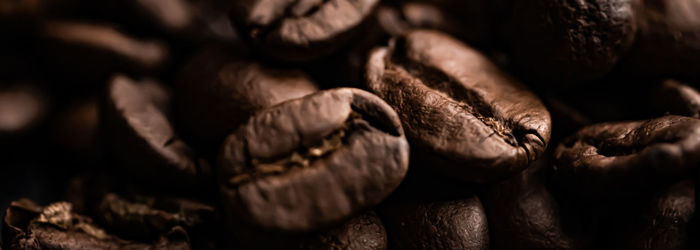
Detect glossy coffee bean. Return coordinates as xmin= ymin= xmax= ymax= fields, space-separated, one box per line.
xmin=652 ymin=80 xmax=700 ymax=118
xmin=365 ymin=29 xmax=551 ymax=183
xmin=622 ymin=0 xmax=700 ymax=79
xmin=483 ymin=159 xmax=580 ymax=250
xmin=553 ymin=115 xmax=700 ymax=194
xmin=231 ymin=0 xmax=380 ymax=61
xmin=503 ymin=0 xmax=638 ymax=83
xmin=297 ymin=211 xmax=388 ymax=250
xmin=381 ymin=195 xmax=489 ymax=250
xmin=102 ymin=74 xmax=202 ymax=189
xmin=176 ymin=45 xmax=318 ymax=152
xmin=218 ymin=88 xmax=409 ymax=233
xmin=2 ymin=199 xmax=191 ymax=249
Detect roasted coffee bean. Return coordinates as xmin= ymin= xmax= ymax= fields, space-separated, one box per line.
xmin=2 ymin=199 xmax=191 ymax=249
xmin=39 ymin=21 xmax=168 ymax=83
xmin=231 ymin=211 xmax=388 ymax=250
xmin=230 ymin=0 xmax=380 ymax=61
xmin=102 ymin=74 xmax=203 ymax=189
xmin=502 ymin=0 xmax=638 ymax=84
xmin=608 ymin=180 xmax=695 ymax=250
xmin=652 ymin=79 xmax=700 ymax=118
xmin=483 ymin=158 xmax=581 ymax=250
xmin=218 ymin=88 xmax=409 ymax=233
xmin=176 ymin=45 xmax=318 ymax=152
xmin=95 ymin=193 xmax=219 ymax=249
xmin=381 ymin=194 xmax=488 ymax=250
xmin=376 ymin=1 xmax=490 ymax=47
xmin=553 ymin=115 xmax=700 ymax=195
xmin=621 ymin=0 xmax=700 ymax=79
xmin=365 ymin=29 xmax=551 ymax=183
xmin=297 ymin=211 xmax=387 ymax=250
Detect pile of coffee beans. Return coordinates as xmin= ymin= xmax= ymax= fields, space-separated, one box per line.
xmin=2 ymin=0 xmax=700 ymax=249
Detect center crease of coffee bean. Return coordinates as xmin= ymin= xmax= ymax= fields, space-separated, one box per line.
xmin=228 ymin=111 xmax=362 ymax=186
xmin=387 ymin=52 xmax=519 ymax=147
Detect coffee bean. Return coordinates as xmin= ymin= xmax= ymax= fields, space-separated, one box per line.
xmin=2 ymin=199 xmax=191 ymax=249
xmin=652 ymin=79 xmax=700 ymax=118
xmin=0 ymin=84 xmax=47 ymax=137
xmin=102 ymin=74 xmax=202 ymax=190
xmin=365 ymin=29 xmax=551 ymax=183
xmin=610 ymin=180 xmax=695 ymax=250
xmin=231 ymin=211 xmax=388 ymax=250
xmin=297 ymin=211 xmax=387 ymax=250
xmin=39 ymin=21 xmax=168 ymax=83
xmin=553 ymin=115 xmax=700 ymax=195
xmin=95 ymin=193 xmax=220 ymax=249
xmin=381 ymin=195 xmax=489 ymax=250
xmin=176 ymin=45 xmax=318 ymax=153
xmin=376 ymin=1 xmax=491 ymax=47
xmin=231 ymin=0 xmax=380 ymax=61
xmin=483 ymin=158 xmax=581 ymax=250
xmin=218 ymin=88 xmax=409 ymax=233
xmin=502 ymin=0 xmax=638 ymax=83
xmin=621 ymin=0 xmax=700 ymax=79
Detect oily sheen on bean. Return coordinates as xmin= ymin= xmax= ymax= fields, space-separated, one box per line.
xmin=218 ymin=88 xmax=409 ymax=233
xmin=365 ymin=29 xmax=551 ymax=183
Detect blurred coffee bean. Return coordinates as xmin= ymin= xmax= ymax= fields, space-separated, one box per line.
xmin=609 ymin=180 xmax=695 ymax=250
xmin=620 ymin=0 xmax=700 ymax=79
xmin=483 ymin=158 xmax=583 ymax=250
xmin=231 ymin=0 xmax=380 ymax=62
xmin=51 ymin=97 xmax=99 ymax=155
xmin=218 ymin=88 xmax=409 ymax=233
xmin=176 ymin=45 xmax=318 ymax=154
xmin=2 ymin=199 xmax=191 ymax=249
xmin=502 ymin=0 xmax=638 ymax=84
xmin=38 ymin=21 xmax=168 ymax=84
xmin=553 ymin=115 xmax=700 ymax=196
xmin=0 ymin=84 xmax=47 ymax=138
xmin=377 ymin=0 xmax=490 ymax=47
xmin=652 ymin=79 xmax=700 ymax=118
xmin=95 ymin=193 xmax=220 ymax=249
xmin=365 ymin=29 xmax=551 ymax=183
xmin=102 ymin=74 xmax=204 ymax=190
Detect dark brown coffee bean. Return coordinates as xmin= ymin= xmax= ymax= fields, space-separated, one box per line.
xmin=95 ymin=193 xmax=220 ymax=249
xmin=605 ymin=180 xmax=695 ymax=250
xmin=2 ymin=199 xmax=191 ymax=249
xmin=503 ymin=0 xmax=638 ymax=83
xmin=376 ymin=1 xmax=490 ymax=47
xmin=218 ymin=88 xmax=409 ymax=233
xmin=365 ymin=29 xmax=551 ymax=183
xmin=483 ymin=159 xmax=581 ymax=250
xmin=176 ymin=45 xmax=318 ymax=152
xmin=39 ymin=21 xmax=168 ymax=83
xmin=621 ymin=0 xmax=700 ymax=79
xmin=381 ymin=195 xmax=488 ymax=250
xmin=103 ymin=74 xmax=202 ymax=189
xmin=553 ymin=115 xmax=700 ymax=195
xmin=297 ymin=211 xmax=387 ymax=250
xmin=230 ymin=0 xmax=380 ymax=61
xmin=231 ymin=211 xmax=388 ymax=250
xmin=652 ymin=79 xmax=700 ymax=118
